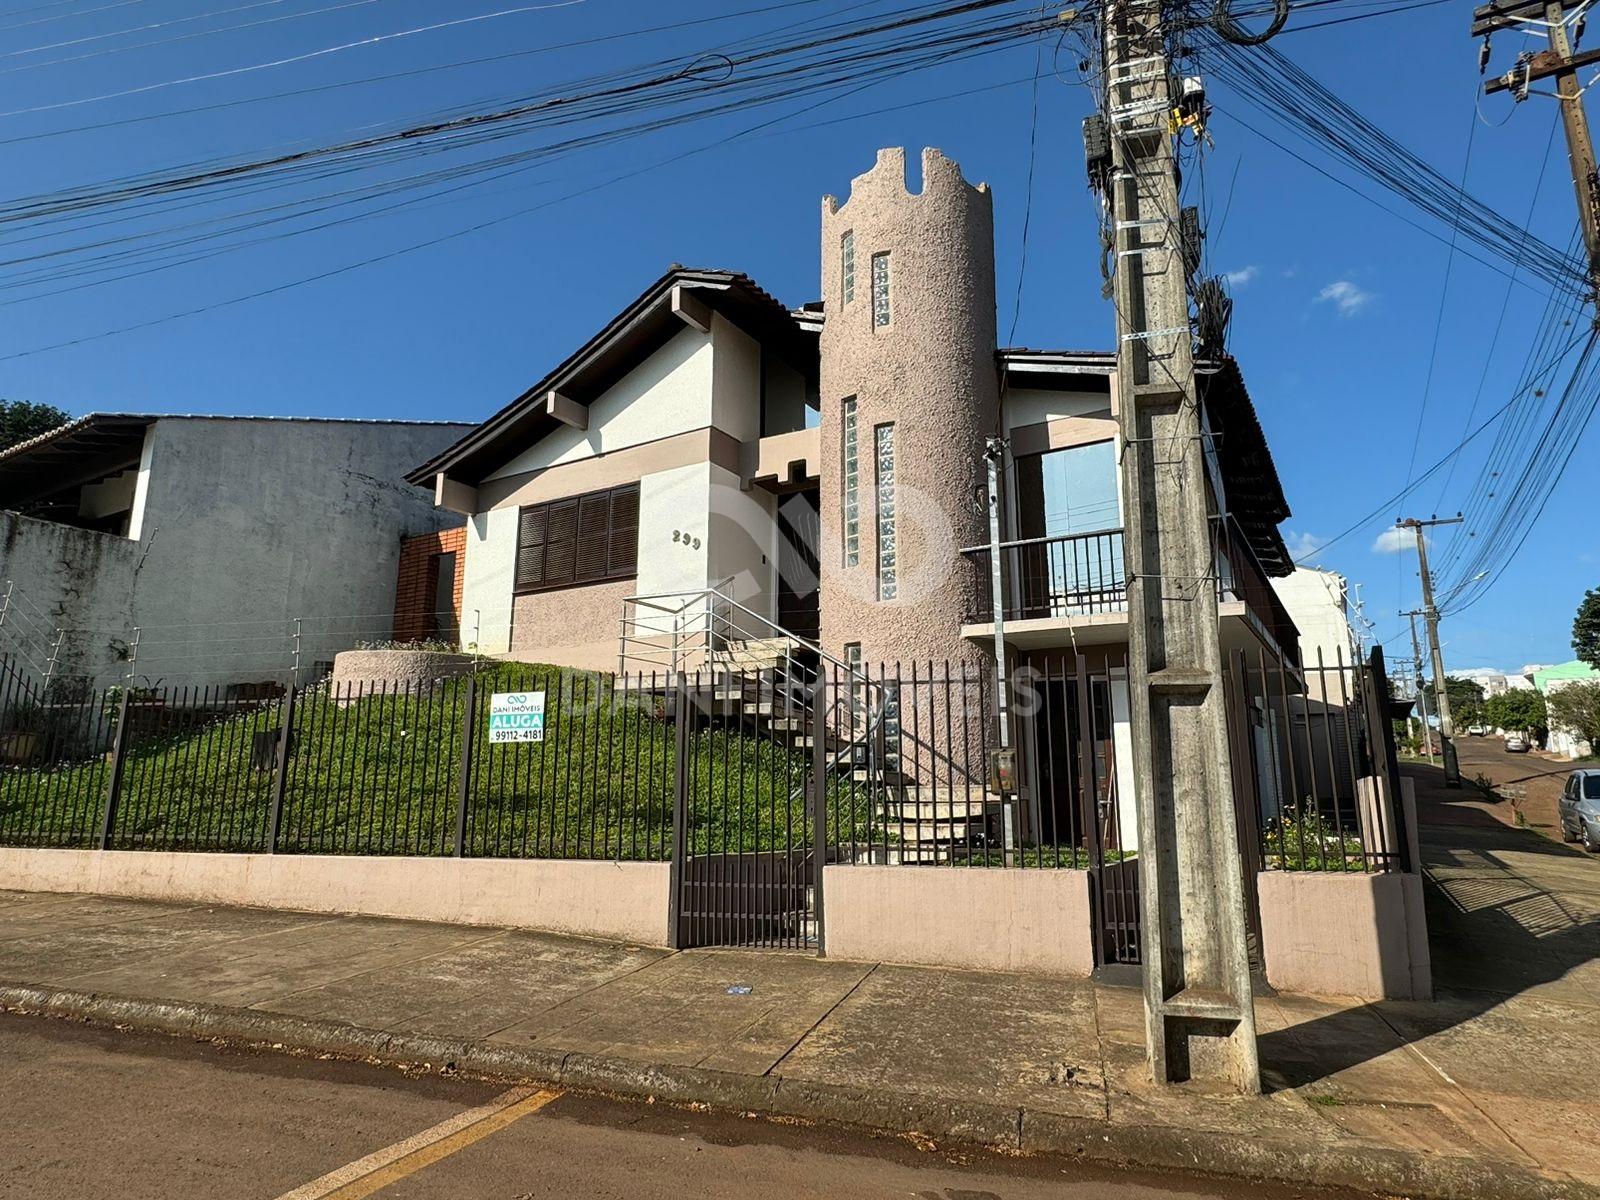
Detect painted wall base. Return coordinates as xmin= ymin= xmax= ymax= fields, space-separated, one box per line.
xmin=1257 ymin=869 xmax=1432 ymax=1001
xmin=822 ymin=864 xmax=1095 ymax=976
xmin=0 ymin=848 xmax=672 ymax=947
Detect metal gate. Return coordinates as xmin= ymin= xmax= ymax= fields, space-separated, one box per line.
xmin=668 ymin=666 xmax=822 ymax=950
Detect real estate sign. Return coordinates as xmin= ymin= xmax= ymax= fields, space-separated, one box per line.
xmin=488 ymin=691 xmax=545 ymax=744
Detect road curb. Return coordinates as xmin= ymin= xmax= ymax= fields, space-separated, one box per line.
xmin=2 ymin=982 xmax=1592 ymax=1200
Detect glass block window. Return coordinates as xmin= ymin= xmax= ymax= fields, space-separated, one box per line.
xmin=841 ymin=230 xmax=855 ymax=305
xmin=841 ymin=397 xmax=860 ymax=567
xmin=871 ymin=252 xmax=890 ymax=328
xmin=875 ymin=422 xmax=897 ymax=600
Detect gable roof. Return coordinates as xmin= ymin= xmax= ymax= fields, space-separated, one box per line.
xmin=407 ymin=267 xmax=816 ymax=487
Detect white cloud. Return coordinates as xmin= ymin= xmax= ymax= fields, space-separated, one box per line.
xmin=1371 ymin=526 xmax=1421 ymax=554
xmin=1316 ymin=279 xmax=1373 ymax=317
xmin=1282 ymin=529 xmax=1322 ymax=561
xmin=1223 ymin=265 xmax=1257 ymax=288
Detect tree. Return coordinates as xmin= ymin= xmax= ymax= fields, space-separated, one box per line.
xmin=1575 ymin=587 xmax=1600 ymax=670
xmin=1484 ymin=689 xmax=1547 ymax=738
xmin=0 ymin=400 xmax=69 ymax=452
xmin=1428 ymin=675 xmax=1484 ymax=725
xmin=1546 ymin=681 xmax=1600 ymax=750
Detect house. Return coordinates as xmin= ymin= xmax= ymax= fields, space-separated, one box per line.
xmin=405 ymin=147 xmax=1304 ymax=865
xmin=0 ymin=414 xmax=471 ymax=690
xmin=1535 ymin=659 xmax=1598 ymax=758
xmin=1271 ymin=567 xmax=1357 ymax=677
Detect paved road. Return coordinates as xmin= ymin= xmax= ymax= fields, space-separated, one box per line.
xmin=1448 ymin=735 xmax=1590 ymax=841
xmin=0 ymin=1013 xmax=1365 ymax=1200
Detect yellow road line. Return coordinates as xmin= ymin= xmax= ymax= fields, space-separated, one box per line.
xmin=272 ymin=1085 xmax=563 ymax=1200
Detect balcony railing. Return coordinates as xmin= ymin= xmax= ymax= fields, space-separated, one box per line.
xmin=960 ymin=520 xmax=1301 ymax=667
xmin=960 ymin=527 xmax=1128 ymax=624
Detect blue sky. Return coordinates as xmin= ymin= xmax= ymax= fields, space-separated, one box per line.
xmin=0 ymin=0 xmax=1593 ymax=673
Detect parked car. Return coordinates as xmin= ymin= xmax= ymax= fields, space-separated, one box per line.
xmin=1558 ymin=770 xmax=1600 ymax=852
xmin=1504 ymin=734 xmax=1530 ymax=753
xmin=1467 ymin=724 xmax=1488 ymax=737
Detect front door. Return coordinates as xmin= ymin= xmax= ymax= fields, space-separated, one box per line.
xmin=776 ymin=489 xmax=821 ymax=643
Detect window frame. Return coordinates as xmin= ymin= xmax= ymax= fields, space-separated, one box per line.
xmin=875 ymin=421 xmax=897 ymax=600
xmin=513 ymin=482 xmax=640 ymax=596
xmin=841 ymin=396 xmax=860 ymax=568
xmin=841 ymin=229 xmax=856 ymax=305
xmin=871 ymin=251 xmax=891 ymax=328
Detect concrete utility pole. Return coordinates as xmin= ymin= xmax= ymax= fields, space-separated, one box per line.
xmin=1479 ymin=0 xmax=1600 ymax=310
xmin=983 ymin=436 xmax=1017 ymax=865
xmin=1403 ymin=611 xmax=1437 ymax=764
xmin=1102 ymin=0 xmax=1259 ymax=1092
xmin=1397 ymin=516 xmax=1464 ymax=787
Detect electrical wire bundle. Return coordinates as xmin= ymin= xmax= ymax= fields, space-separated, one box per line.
xmin=0 ymin=0 xmax=1060 ymax=317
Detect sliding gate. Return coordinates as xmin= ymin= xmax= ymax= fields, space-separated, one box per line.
xmin=668 ymin=666 xmax=823 ymax=950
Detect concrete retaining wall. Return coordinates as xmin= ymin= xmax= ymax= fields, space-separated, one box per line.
xmin=0 ymin=849 xmax=672 ymax=947
xmin=1257 ymin=869 xmax=1431 ymax=1001
xmin=822 ymin=864 xmax=1095 ymax=976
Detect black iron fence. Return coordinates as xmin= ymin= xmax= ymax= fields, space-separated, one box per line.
xmin=0 ymin=667 xmax=680 ymax=859
xmin=1223 ymin=644 xmax=1407 ymax=875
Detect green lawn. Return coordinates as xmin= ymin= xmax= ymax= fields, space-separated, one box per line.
xmin=0 ymin=662 xmax=885 ymax=861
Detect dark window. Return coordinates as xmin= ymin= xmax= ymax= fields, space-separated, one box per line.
xmin=515 ymin=484 xmax=639 ymax=594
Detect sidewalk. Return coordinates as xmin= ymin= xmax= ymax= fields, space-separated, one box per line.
xmin=1 ymin=764 xmax=1595 ymax=1200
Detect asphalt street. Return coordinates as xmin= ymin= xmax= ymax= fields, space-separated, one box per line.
xmin=0 ymin=1011 xmax=1368 ymax=1200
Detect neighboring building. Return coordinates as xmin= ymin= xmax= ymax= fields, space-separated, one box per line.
xmin=1535 ymin=660 xmax=1598 ymax=759
xmin=407 ymin=146 xmax=1304 ymax=857
xmin=1472 ymin=671 xmax=1535 ymax=698
xmin=1271 ymin=567 xmax=1357 ymax=674
xmin=0 ymin=414 xmax=470 ymax=689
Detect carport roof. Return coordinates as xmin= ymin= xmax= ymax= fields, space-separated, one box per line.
xmin=0 ymin=413 xmax=154 ymax=508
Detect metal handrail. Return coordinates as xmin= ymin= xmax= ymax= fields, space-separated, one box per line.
xmin=957 ymin=525 xmax=1124 ymax=557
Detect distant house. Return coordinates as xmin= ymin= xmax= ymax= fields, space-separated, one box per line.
xmin=0 ymin=414 xmax=471 ymax=690
xmin=1534 ymin=660 xmax=1598 ymax=759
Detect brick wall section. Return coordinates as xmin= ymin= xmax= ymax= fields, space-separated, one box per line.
xmin=392 ymin=526 xmax=466 ymax=643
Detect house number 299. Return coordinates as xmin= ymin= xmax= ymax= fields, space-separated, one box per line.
xmin=672 ymin=530 xmax=701 ymax=550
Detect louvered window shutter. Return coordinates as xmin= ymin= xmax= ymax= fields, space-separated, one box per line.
xmin=608 ymin=486 xmax=640 ymax=575
xmin=513 ymin=483 xmax=641 ymax=593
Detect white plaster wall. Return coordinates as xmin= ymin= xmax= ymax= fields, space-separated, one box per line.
xmin=461 ymin=506 xmax=518 ymax=654
xmin=1001 ymin=387 xmax=1113 ymax=433
xmin=485 ymin=327 xmax=715 ymax=481
xmin=2 ymin=418 xmax=467 ymax=687
xmin=127 ymin=428 xmax=155 ymax=541
xmin=1272 ymin=568 xmax=1356 ymax=674
xmin=0 ymin=512 xmax=140 ymax=680
xmin=637 ymin=462 xmax=713 ymax=600
xmin=709 ymin=313 xmax=761 ymax=443
xmin=0 ymin=848 xmax=672 ymax=946
xmin=763 ymin=355 xmax=812 ymax=435
xmin=1110 ymin=677 xmax=1138 ymax=849
xmin=707 ymin=463 xmax=778 ymax=622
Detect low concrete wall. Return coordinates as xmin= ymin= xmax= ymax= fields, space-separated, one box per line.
xmin=1258 ymin=869 xmax=1431 ymax=1001
xmin=823 ymin=865 xmax=1095 ymax=976
xmin=330 ymin=649 xmax=473 ymax=691
xmin=0 ymin=849 xmax=672 ymax=947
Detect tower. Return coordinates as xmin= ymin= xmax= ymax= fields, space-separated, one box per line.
xmin=818 ymin=148 xmax=999 ymax=670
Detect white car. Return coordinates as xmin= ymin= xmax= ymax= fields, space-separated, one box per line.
xmin=1504 ymin=734 xmax=1530 ymax=753
xmin=1558 ymin=770 xmax=1600 ymax=852
xmin=1467 ymin=724 xmax=1488 ymax=737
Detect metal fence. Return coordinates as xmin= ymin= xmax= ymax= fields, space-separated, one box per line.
xmin=0 ymin=640 xmax=1406 ymax=964
xmin=1223 ymin=644 xmax=1406 ymax=875
xmin=0 ymin=667 xmax=680 ymax=860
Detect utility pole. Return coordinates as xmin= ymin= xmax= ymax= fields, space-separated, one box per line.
xmin=1479 ymin=0 xmax=1600 ymax=310
xmin=983 ymin=436 xmax=1017 ymax=865
xmin=1402 ymin=611 xmax=1437 ymax=764
xmin=1100 ymin=0 xmax=1258 ymax=1092
xmin=1397 ymin=516 xmax=1464 ymax=786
